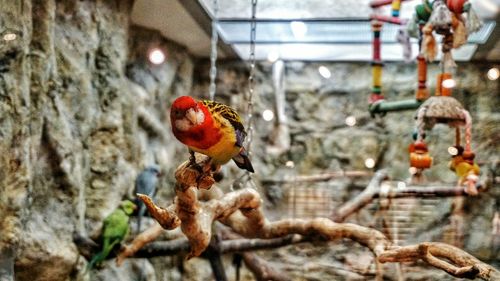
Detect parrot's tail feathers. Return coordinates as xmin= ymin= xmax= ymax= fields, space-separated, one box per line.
xmin=86 ymin=251 xmax=104 ymax=272
xmin=232 ymin=148 xmax=254 ymax=173
xmin=136 ymin=204 xmax=146 ymax=234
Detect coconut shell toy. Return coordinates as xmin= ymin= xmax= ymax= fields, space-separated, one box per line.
xmin=406 ymin=0 xmax=482 ymax=192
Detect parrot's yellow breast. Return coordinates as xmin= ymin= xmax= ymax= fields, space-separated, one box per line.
xmin=189 ymin=115 xmax=239 ymax=164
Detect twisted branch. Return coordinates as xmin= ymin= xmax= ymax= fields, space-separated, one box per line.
xmin=122 ymin=156 xmax=499 ymax=280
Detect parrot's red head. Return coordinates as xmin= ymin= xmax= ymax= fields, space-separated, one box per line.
xmin=171 ymin=96 xmax=206 ymax=132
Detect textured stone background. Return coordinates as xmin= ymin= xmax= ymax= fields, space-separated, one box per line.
xmin=0 ymin=1 xmax=498 ymax=281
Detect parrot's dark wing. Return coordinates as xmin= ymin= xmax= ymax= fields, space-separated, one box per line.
xmin=202 ymin=100 xmax=247 ymax=147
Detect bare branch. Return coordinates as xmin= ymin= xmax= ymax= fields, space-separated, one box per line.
xmin=128 ymin=156 xmax=500 ymax=281
xmin=220 ymin=234 xmax=309 ymax=253
xmin=332 ymin=171 xmax=488 ymax=223
xmin=331 ymin=170 xmax=388 ymax=222
xmin=116 ymin=223 xmax=166 ymax=265
xmin=379 ymin=243 xmax=500 ymax=280
xmin=241 ymin=252 xmax=290 ymax=281
xmin=262 ymin=170 xmax=372 ymax=184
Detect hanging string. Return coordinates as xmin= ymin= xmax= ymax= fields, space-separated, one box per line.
xmin=416 ymin=106 xmax=427 ymax=143
xmin=245 ymin=0 xmax=257 ymax=156
xmin=462 ymin=109 xmax=472 ymax=153
xmin=208 ymin=0 xmax=219 ymax=101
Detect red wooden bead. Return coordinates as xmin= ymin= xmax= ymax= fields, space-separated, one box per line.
xmin=447 ymin=0 xmax=466 ymax=14
xmin=414 ymin=141 xmax=428 ymax=151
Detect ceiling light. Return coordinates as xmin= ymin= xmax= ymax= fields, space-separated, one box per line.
xmin=3 ymin=33 xmax=16 ymax=41
xmin=285 ymin=161 xmax=295 ymax=168
xmin=345 ymin=116 xmax=356 ymax=127
xmin=318 ymin=65 xmax=331 ymax=78
xmin=487 ymin=67 xmax=499 ymax=80
xmin=364 ymin=158 xmax=375 ymax=169
xmin=267 ymin=51 xmax=280 ymax=63
xmin=262 ymin=109 xmax=275 ymax=121
xmin=442 ymin=78 xmax=456 ymax=89
xmin=290 ymin=21 xmax=307 ymax=39
xmin=448 ymin=146 xmax=459 ymax=156
xmin=148 ymin=48 xmax=165 ymax=65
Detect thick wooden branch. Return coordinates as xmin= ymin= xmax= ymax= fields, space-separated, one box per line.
xmin=132 ymin=238 xmax=190 ymax=258
xmin=220 ymin=234 xmax=309 ymax=253
xmin=131 ymin=156 xmax=499 ymax=281
xmin=379 ymin=242 xmax=500 ymax=280
xmin=116 ymin=222 xmax=167 ymax=265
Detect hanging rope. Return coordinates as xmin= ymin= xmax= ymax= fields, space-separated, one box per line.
xmin=245 ymin=0 xmax=257 ymax=156
xmin=416 ymin=106 xmax=427 ymax=143
xmin=462 ymin=109 xmax=472 ymax=153
xmin=208 ymin=0 xmax=219 ymax=101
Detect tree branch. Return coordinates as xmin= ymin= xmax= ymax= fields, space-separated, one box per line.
xmin=126 ymin=156 xmax=500 ymax=280
xmin=220 ymin=234 xmax=309 ymax=253
xmin=332 ymin=171 xmax=489 ymax=223
xmin=241 ymin=252 xmax=289 ymax=281
xmin=379 ymin=242 xmax=500 ymax=280
xmin=331 ymin=170 xmax=388 ymax=222
xmin=262 ymin=170 xmax=372 ymax=184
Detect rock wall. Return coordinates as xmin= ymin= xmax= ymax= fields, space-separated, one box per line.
xmin=0 ymin=1 xmax=192 ymax=280
xmin=0 ymin=1 xmax=498 ymax=280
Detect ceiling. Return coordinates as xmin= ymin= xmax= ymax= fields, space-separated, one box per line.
xmin=131 ymin=0 xmax=500 ymax=61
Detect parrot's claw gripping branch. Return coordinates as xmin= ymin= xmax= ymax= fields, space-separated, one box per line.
xmin=133 ymin=156 xmax=500 ymax=280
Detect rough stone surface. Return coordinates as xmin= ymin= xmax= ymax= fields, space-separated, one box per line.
xmin=0 ymin=1 xmax=191 ymax=280
xmin=0 ymin=1 xmax=498 ymax=281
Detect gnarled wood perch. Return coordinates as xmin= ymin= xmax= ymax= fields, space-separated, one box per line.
xmin=121 ymin=156 xmax=500 ymax=280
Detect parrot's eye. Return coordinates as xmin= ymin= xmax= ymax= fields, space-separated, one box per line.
xmin=175 ymin=110 xmax=184 ymax=118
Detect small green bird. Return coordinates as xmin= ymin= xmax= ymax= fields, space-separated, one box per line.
xmin=87 ymin=200 xmax=136 ymax=270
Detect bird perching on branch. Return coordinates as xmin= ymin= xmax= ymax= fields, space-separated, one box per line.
xmin=134 ymin=165 xmax=161 ymax=233
xmin=87 ymin=200 xmax=136 ymax=270
xmin=170 ymin=96 xmax=254 ymax=173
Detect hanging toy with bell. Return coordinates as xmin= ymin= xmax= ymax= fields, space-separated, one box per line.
xmin=409 ymin=141 xmax=433 ymax=169
xmin=448 ymin=110 xmax=480 ymax=195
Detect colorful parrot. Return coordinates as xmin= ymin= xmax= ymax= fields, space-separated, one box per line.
xmin=170 ymin=96 xmax=254 ymax=173
xmin=134 ymin=165 xmax=161 ymax=233
xmin=87 ymin=200 xmax=136 ymax=270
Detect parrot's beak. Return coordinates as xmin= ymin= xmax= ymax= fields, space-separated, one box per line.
xmin=186 ymin=108 xmax=198 ymax=125
xmin=157 ymin=172 xmax=163 ymax=178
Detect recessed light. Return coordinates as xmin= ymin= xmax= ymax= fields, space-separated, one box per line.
xmin=148 ymin=48 xmax=165 ymax=65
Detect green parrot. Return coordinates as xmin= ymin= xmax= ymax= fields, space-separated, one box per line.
xmin=87 ymin=200 xmax=136 ymax=270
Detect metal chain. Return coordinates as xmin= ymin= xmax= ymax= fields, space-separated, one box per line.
xmin=245 ymin=0 xmax=257 ymax=156
xmin=208 ymin=0 xmax=219 ymax=101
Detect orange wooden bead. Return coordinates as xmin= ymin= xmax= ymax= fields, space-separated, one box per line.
xmin=410 ymin=152 xmax=433 ymax=169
